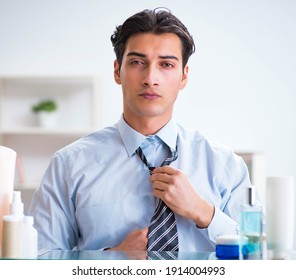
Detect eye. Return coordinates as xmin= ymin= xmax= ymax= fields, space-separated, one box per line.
xmin=161 ymin=62 xmax=174 ymax=68
xmin=130 ymin=60 xmax=144 ymax=65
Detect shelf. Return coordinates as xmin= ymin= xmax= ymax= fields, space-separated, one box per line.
xmin=0 ymin=127 xmax=94 ymax=136
xmin=0 ymin=75 xmax=101 ymax=129
xmin=0 ymin=75 xmax=101 ymax=197
xmin=15 ymin=182 xmax=39 ymax=190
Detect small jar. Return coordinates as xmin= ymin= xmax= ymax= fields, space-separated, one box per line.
xmin=216 ymin=235 xmax=240 ymax=259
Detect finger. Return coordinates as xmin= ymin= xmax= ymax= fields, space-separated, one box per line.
xmin=133 ymin=227 xmax=148 ymax=236
xmin=153 ymin=188 xmax=165 ymax=199
xmin=153 ymin=188 xmax=174 ymax=205
xmin=151 ymin=180 xmax=167 ymax=191
xmin=152 ymin=165 xmax=178 ymax=175
xmin=141 ymin=227 xmax=149 ymax=235
xmin=150 ymin=172 xmax=171 ymax=184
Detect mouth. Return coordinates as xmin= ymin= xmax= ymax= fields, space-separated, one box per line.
xmin=139 ymin=92 xmax=161 ymax=100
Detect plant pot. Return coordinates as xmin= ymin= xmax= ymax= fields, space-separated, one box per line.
xmin=36 ymin=111 xmax=58 ymax=128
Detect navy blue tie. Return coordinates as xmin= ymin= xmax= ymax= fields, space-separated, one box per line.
xmin=136 ymin=139 xmax=179 ymax=252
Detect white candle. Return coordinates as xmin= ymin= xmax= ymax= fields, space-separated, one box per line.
xmin=0 ymin=146 xmax=17 ymax=251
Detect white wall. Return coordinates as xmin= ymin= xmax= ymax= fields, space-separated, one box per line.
xmin=1 ymin=0 xmax=296 ymax=241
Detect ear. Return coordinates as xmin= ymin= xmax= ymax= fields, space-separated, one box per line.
xmin=180 ymin=65 xmax=189 ymax=90
xmin=114 ymin=60 xmax=121 ymax=85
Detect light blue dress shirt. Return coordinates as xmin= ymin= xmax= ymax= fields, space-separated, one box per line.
xmin=29 ymin=115 xmax=251 ymax=252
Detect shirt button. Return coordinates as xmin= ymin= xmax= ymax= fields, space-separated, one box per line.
xmin=144 ymin=196 xmax=151 ymax=203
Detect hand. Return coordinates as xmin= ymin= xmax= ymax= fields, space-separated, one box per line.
xmin=150 ymin=166 xmax=214 ymax=228
xmin=108 ymin=227 xmax=148 ymax=251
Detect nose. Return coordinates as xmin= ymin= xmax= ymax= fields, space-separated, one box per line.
xmin=142 ymin=65 xmax=159 ymax=87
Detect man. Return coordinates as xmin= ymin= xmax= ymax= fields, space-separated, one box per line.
xmin=30 ymin=8 xmax=250 ymax=253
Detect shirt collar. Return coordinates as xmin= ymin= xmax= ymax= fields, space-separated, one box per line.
xmin=117 ymin=115 xmax=179 ymax=157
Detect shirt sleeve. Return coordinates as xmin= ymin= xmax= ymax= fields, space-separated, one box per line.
xmin=201 ymin=150 xmax=251 ymax=243
xmin=29 ymin=153 xmax=78 ymax=251
xmin=204 ymin=207 xmax=239 ymax=243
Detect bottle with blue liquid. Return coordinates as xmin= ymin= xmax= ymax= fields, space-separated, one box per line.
xmin=239 ymin=185 xmax=263 ymax=260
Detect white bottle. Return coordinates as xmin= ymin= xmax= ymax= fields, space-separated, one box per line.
xmin=22 ymin=216 xmax=38 ymax=259
xmin=1 ymin=191 xmax=24 ymax=258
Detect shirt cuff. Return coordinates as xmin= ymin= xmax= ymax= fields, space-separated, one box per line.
xmin=199 ymin=206 xmax=239 ymax=244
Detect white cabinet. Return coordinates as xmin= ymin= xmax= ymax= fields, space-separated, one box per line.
xmin=0 ymin=76 xmax=102 ymax=192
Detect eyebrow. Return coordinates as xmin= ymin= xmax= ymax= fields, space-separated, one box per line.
xmin=127 ymin=52 xmax=179 ymax=61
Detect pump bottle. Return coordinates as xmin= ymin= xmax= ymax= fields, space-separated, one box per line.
xmin=1 ymin=191 xmax=24 ymax=258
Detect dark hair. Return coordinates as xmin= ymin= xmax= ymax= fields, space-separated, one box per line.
xmin=110 ymin=8 xmax=195 ymax=68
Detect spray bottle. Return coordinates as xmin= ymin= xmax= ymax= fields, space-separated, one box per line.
xmin=239 ymin=185 xmax=263 ymax=259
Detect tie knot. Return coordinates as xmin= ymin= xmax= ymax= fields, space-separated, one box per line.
xmin=136 ymin=137 xmax=179 ymax=173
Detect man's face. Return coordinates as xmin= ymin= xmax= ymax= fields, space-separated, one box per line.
xmin=114 ymin=32 xmax=188 ymax=126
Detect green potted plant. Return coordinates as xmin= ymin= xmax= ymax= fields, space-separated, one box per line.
xmin=32 ymin=100 xmax=57 ymax=113
xmin=31 ymin=100 xmax=58 ymax=127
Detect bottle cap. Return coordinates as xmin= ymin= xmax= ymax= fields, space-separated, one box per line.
xmin=10 ymin=191 xmax=24 ymax=216
xmin=247 ymin=185 xmax=256 ymax=206
xmin=216 ymin=234 xmax=239 ymax=245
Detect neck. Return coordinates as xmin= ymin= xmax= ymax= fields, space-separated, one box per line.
xmin=123 ymin=114 xmax=171 ymax=136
